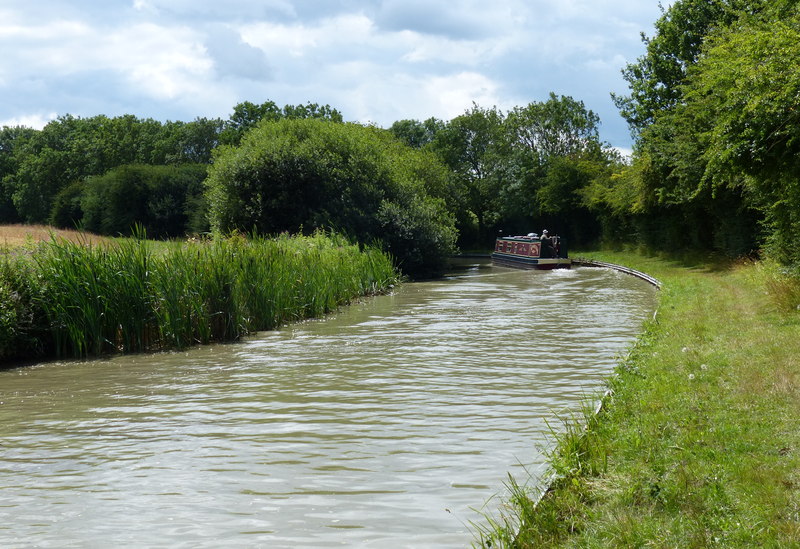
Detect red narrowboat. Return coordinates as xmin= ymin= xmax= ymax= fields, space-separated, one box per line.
xmin=491 ymin=232 xmax=571 ymax=270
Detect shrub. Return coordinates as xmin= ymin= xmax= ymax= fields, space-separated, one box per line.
xmin=77 ymin=164 xmax=208 ymax=238
xmin=0 ymin=258 xmax=48 ymax=361
xmin=206 ymin=118 xmax=457 ymax=278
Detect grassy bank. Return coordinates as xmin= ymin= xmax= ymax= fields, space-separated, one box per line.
xmin=0 ymin=230 xmax=397 ymax=364
xmin=476 ymin=251 xmax=800 ymax=547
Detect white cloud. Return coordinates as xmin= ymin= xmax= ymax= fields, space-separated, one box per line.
xmin=0 ymin=19 xmax=90 ymax=40
xmin=0 ymin=112 xmax=58 ymax=130
xmin=132 ymin=0 xmax=160 ymax=15
xmin=108 ymin=24 xmax=213 ymax=99
xmin=240 ymin=14 xmax=376 ymax=58
xmin=324 ymin=70 xmax=504 ymax=126
xmin=422 ymin=72 xmax=504 ymax=118
xmin=1 ymin=18 xmax=214 ymax=99
xmin=0 ymin=0 xmax=667 ymax=148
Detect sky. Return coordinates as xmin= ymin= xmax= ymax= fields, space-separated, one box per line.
xmin=0 ymin=0 xmax=666 ymax=152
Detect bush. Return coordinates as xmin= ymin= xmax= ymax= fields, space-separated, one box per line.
xmin=206 ymin=118 xmax=457 ymax=278
xmin=0 ymin=259 xmax=48 ymax=361
xmin=49 ymin=180 xmax=86 ymax=229
xmin=78 ymin=164 xmax=208 ymax=238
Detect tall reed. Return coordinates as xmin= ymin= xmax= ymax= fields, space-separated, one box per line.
xmin=4 ymin=230 xmax=396 ymax=361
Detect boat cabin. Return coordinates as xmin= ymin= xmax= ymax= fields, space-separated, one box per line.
xmin=491 ymin=233 xmax=571 ymax=269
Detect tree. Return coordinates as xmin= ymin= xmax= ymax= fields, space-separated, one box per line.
xmin=76 ymin=164 xmax=208 ymax=238
xmin=5 ymin=114 xmax=220 ymax=223
xmin=500 ymin=94 xmax=609 ymax=244
xmin=612 ymin=0 xmax=774 ymax=135
xmin=9 ymin=115 xmax=86 ymax=223
xmin=429 ymin=104 xmax=506 ymax=247
xmin=506 ymin=93 xmax=602 ymax=160
xmin=206 ymin=118 xmax=456 ymax=278
xmin=0 ymin=126 xmax=36 ymax=222
xmin=159 ymin=118 xmax=225 ymax=164
xmin=388 ymin=118 xmax=445 ymax=148
xmin=219 ymin=100 xmax=344 ymax=146
xmin=607 ymin=0 xmax=793 ymax=256
xmin=684 ymin=12 xmax=800 ymax=263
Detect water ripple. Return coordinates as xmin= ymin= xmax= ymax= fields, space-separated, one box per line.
xmin=0 ymin=262 xmax=657 ymax=548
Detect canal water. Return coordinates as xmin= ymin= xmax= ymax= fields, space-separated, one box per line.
xmin=0 ymin=261 xmax=657 ymax=548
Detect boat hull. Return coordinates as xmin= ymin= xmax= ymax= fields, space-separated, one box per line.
xmin=491 ymin=235 xmax=571 ymax=269
xmin=491 ymin=253 xmax=571 ymax=269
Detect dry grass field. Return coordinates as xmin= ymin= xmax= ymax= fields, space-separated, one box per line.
xmin=0 ymin=224 xmax=109 ymax=248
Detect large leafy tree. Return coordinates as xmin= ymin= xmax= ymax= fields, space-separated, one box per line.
xmin=429 ymin=104 xmax=506 ymax=246
xmin=685 ymin=11 xmax=800 ymax=264
xmin=219 ymin=100 xmax=343 ymax=146
xmin=606 ymin=0 xmax=795 ymax=256
xmin=502 ymin=94 xmax=610 ymax=244
xmin=206 ymin=118 xmax=456 ymax=278
xmin=506 ymin=93 xmax=602 ymax=160
xmin=0 ymin=126 xmax=36 ymax=222
xmin=612 ymin=0 xmax=774 ymax=135
xmin=388 ymin=118 xmax=445 ymax=149
xmin=423 ymin=96 xmax=614 ymax=247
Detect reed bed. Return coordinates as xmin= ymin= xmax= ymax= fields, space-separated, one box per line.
xmin=0 ymin=231 xmax=397 ymax=362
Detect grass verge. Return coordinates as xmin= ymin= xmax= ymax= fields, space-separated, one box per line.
xmin=475 ymin=251 xmax=800 ymax=548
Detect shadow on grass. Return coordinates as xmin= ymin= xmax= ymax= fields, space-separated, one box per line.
xmin=575 ymin=243 xmax=744 ymax=274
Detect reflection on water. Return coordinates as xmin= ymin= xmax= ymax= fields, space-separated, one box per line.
xmin=0 ymin=261 xmax=657 ymax=548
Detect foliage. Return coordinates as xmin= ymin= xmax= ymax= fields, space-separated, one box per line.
xmin=753 ymin=259 xmax=800 ymax=312
xmin=3 ymin=115 xmax=222 ymax=224
xmin=0 ymin=126 xmax=36 ymax=223
xmin=219 ymin=100 xmax=344 ymax=146
xmin=684 ymin=13 xmax=800 ymax=264
xmin=49 ymin=180 xmax=86 ymax=229
xmin=428 ymin=104 xmax=507 ymax=246
xmin=612 ymin=0 xmax=773 ymax=134
xmin=58 ymin=164 xmax=209 ymax=238
xmin=0 ymin=231 xmax=396 ymax=361
xmin=0 ymin=257 xmax=48 ymax=361
xmin=206 ymin=118 xmax=457 ymax=278
xmin=388 ymin=117 xmax=445 ymax=148
xmin=502 ymin=94 xmax=612 ymax=245
xmin=606 ymin=0 xmax=800 ymax=260
xmin=506 ymin=93 xmax=602 ymax=160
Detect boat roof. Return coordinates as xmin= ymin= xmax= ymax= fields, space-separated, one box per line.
xmin=497 ymin=235 xmax=539 ymax=240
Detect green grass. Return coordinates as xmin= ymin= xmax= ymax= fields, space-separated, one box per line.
xmin=475 ymin=251 xmax=800 ymax=548
xmin=0 ymin=231 xmax=397 ymax=362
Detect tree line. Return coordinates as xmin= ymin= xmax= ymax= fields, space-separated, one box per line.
xmin=603 ymin=0 xmax=800 ymax=267
xmin=3 ymin=0 xmax=798 ymax=277
xmin=1 ymin=95 xmax=617 ymax=277
xmin=0 ymin=101 xmax=343 ymax=234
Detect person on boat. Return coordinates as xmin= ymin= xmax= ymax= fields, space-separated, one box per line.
xmin=540 ymin=229 xmax=555 ymax=258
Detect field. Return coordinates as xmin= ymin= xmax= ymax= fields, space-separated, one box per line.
xmin=0 ymin=224 xmax=110 ymax=248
